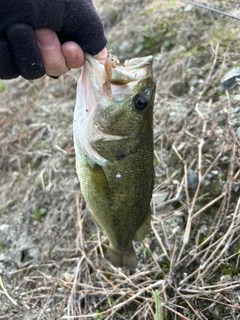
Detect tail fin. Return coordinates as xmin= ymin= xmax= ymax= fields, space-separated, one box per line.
xmin=106 ymin=247 xmax=137 ymax=269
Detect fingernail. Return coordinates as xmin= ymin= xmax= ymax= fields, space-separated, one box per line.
xmin=99 ymin=48 xmax=108 ymax=58
xmin=94 ymin=47 xmax=108 ymax=63
xmin=35 ymin=30 xmax=55 ymax=48
xmin=66 ymin=51 xmax=78 ymax=63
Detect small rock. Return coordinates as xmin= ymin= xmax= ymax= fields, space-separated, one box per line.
xmin=152 ymin=192 xmax=169 ymax=205
xmin=205 ymin=173 xmax=213 ymax=179
xmin=63 ymin=272 xmax=74 ymax=282
xmin=184 ymin=4 xmax=193 ymax=12
xmin=220 ymin=275 xmax=232 ymax=282
xmin=219 ymin=67 xmax=240 ymax=91
xmin=199 ymin=225 xmax=207 ymax=234
xmin=169 ymin=82 xmax=187 ymax=97
xmin=189 ymin=75 xmax=199 ymax=87
xmin=236 ymin=127 xmax=240 ymax=140
xmin=232 ymin=95 xmax=240 ymax=102
xmin=232 ymin=106 xmax=240 ymax=113
xmin=233 ymin=183 xmax=240 ymax=193
xmin=173 ymin=211 xmax=185 ymax=217
xmin=221 ymin=156 xmax=229 ymax=163
xmin=172 ymin=226 xmax=181 ymax=235
xmin=187 ymin=169 xmax=198 ymax=190
xmin=218 ymin=113 xmax=227 ymax=126
xmin=0 ymin=253 xmax=6 ymax=262
xmin=0 ymin=224 xmax=10 ymax=233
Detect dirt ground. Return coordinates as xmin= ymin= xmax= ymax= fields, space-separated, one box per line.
xmin=0 ymin=0 xmax=240 ymax=319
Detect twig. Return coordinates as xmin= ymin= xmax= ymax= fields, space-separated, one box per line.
xmin=61 ymin=280 xmax=166 ymax=319
xmin=0 ymin=277 xmax=18 ymax=306
xmin=181 ymin=0 xmax=240 ymax=21
xmin=66 ymin=257 xmax=85 ymax=318
xmin=191 ymin=192 xmax=226 ymax=219
xmin=151 ymin=219 xmax=170 ymax=260
xmin=37 ymin=292 xmax=52 ymax=320
xmin=176 ymin=101 xmax=209 ymax=264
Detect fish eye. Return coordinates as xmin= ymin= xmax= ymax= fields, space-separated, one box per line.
xmin=133 ymin=93 xmax=148 ymax=111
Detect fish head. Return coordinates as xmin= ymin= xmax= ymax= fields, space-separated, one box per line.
xmin=74 ymin=53 xmax=156 ymax=166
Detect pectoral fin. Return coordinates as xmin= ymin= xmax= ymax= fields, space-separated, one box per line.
xmin=76 ymin=158 xmax=111 ymax=231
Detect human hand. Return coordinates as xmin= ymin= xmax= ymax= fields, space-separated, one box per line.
xmin=0 ymin=0 xmax=107 ymax=80
xmin=34 ymin=29 xmax=108 ymax=78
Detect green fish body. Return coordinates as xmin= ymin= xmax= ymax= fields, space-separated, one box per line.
xmin=73 ymin=53 xmax=156 ymax=269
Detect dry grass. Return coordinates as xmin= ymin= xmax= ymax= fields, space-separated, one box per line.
xmin=0 ymin=1 xmax=240 ymax=319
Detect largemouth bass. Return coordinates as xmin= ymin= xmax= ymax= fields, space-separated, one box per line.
xmin=73 ymin=53 xmax=156 ymax=269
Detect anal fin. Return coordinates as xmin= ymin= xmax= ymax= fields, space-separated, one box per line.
xmin=133 ymin=210 xmax=151 ymax=242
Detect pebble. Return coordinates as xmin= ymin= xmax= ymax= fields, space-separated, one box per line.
xmin=0 ymin=253 xmax=5 ymax=262
xmin=236 ymin=127 xmax=240 ymax=139
xmin=152 ymin=192 xmax=169 ymax=205
xmin=173 ymin=211 xmax=185 ymax=217
xmin=0 ymin=224 xmax=10 ymax=233
xmin=187 ymin=169 xmax=198 ymax=190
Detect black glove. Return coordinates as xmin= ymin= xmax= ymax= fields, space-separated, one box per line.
xmin=0 ymin=0 xmax=107 ymax=80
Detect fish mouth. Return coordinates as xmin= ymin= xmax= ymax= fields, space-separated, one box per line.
xmin=73 ymin=54 xmax=154 ymax=166
xmin=112 ymin=55 xmax=153 ymax=83
xmin=103 ymin=55 xmax=153 ymax=101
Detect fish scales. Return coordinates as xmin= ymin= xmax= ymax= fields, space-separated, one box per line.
xmin=74 ymin=53 xmax=156 ymax=269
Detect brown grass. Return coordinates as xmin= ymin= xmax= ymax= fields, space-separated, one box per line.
xmin=0 ymin=1 xmax=240 ymax=319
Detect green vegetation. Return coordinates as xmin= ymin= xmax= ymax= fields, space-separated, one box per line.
xmin=31 ymin=207 xmax=47 ymax=220
xmin=94 ymin=310 xmax=103 ymax=320
xmin=135 ymin=21 xmax=176 ymax=55
xmin=152 ymin=290 xmax=164 ymax=320
xmin=0 ymin=203 xmax=9 ymax=215
xmin=0 ymin=80 xmax=5 ymax=93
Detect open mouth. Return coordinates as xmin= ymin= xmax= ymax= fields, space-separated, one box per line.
xmin=102 ymin=54 xmax=153 ymax=101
